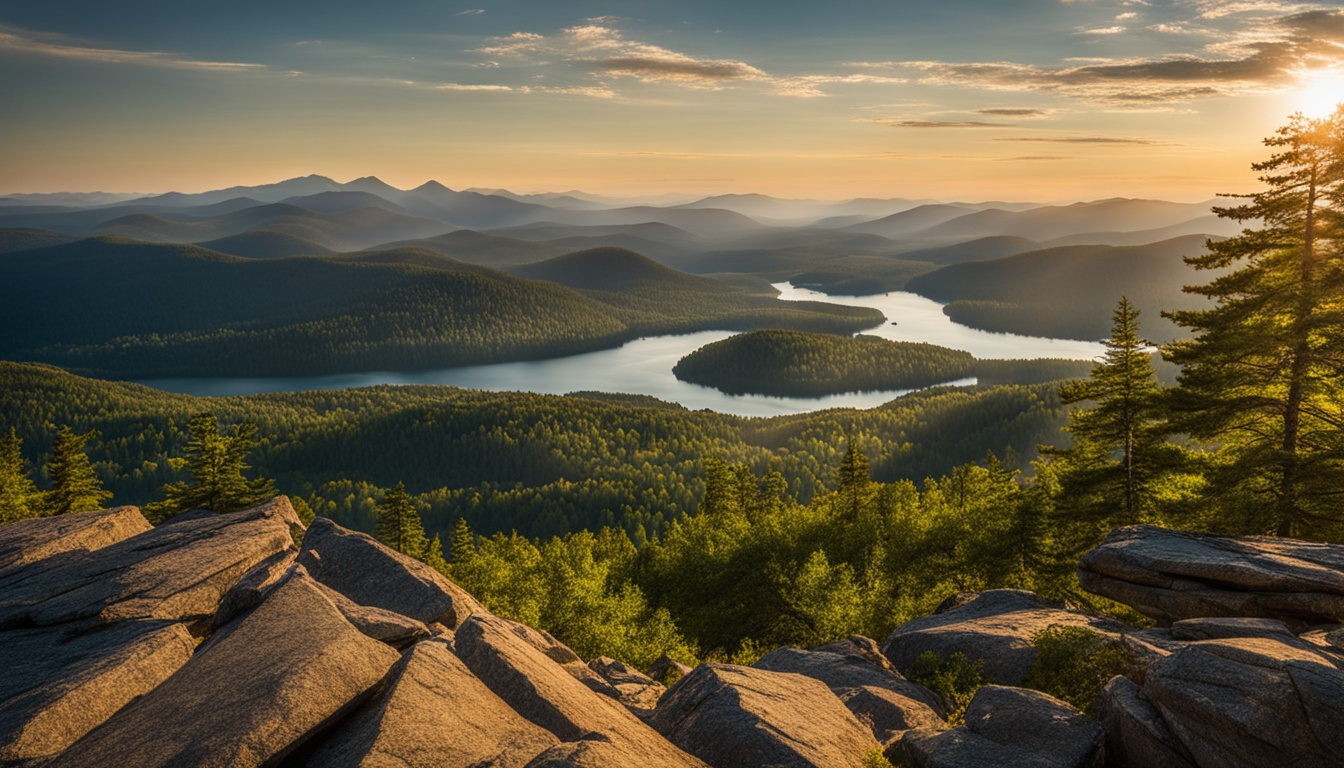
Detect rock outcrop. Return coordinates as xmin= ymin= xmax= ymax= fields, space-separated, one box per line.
xmin=297 ymin=517 xmax=480 ymax=629
xmin=753 ymin=644 xmax=946 ymax=741
xmin=0 ymin=620 xmax=194 ymax=763
xmin=1135 ymin=635 xmax=1344 ymax=768
xmin=893 ymin=685 xmax=1103 ymax=768
xmin=0 ymin=497 xmax=299 ymax=633
xmin=881 ymin=589 xmax=1129 ymax=685
xmin=1078 ymin=524 xmax=1344 ymax=626
xmin=455 ymin=612 xmax=708 ymax=767
xmin=0 ymin=505 xmax=150 ymax=573
xmin=46 ymin=568 xmax=401 ymax=768
xmin=650 ymin=663 xmax=879 ymax=767
xmin=5 ymin=501 xmax=1343 ymax=768
xmin=299 ymin=638 xmax=558 ymax=767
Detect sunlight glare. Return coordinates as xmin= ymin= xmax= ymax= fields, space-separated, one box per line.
xmin=1297 ymin=69 xmax=1344 ymax=118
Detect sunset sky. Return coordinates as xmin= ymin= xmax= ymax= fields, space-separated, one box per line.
xmin=2 ymin=0 xmax=1342 ymax=201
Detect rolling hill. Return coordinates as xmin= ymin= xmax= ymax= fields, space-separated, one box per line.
xmin=895 ymin=236 xmax=1040 ymax=265
xmin=196 ymin=230 xmax=336 ymax=259
xmin=842 ymin=204 xmax=976 ymax=238
xmin=371 ymin=230 xmax=568 ymax=267
xmin=915 ymin=198 xmax=1218 ymax=241
xmin=0 ymin=228 xmax=81 ymax=254
xmin=1 ymin=238 xmax=883 ymax=377
xmin=905 ymin=234 xmax=1217 ymax=341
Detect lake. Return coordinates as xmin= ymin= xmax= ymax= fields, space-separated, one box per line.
xmin=138 ymin=284 xmax=1106 ymax=417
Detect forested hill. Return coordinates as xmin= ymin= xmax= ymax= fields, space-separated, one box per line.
xmin=673 ymin=330 xmax=976 ymax=397
xmin=0 ymin=236 xmax=881 ymax=378
xmin=510 ymin=247 xmax=710 ymax=291
xmin=0 ymin=361 xmax=1070 ymax=542
xmin=904 ymin=234 xmax=1215 ymax=341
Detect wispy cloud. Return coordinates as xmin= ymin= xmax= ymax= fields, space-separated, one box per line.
xmin=864 ymin=119 xmax=1010 ymax=128
xmin=995 ymin=136 xmax=1159 ymax=144
xmin=848 ymin=8 xmax=1344 ymax=106
xmin=978 ymin=107 xmax=1052 ymax=117
xmin=1000 ymin=155 xmax=1073 ymax=160
xmin=455 ymin=9 xmax=485 ymax=16
xmin=434 ymin=83 xmax=513 ymax=91
xmin=1078 ymin=26 xmax=1128 ymax=35
xmin=476 ymin=21 xmax=901 ymax=98
xmin=0 ymin=26 xmax=266 ymax=72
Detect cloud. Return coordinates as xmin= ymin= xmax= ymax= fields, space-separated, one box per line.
xmin=978 ymin=107 xmax=1051 ymax=116
xmin=0 ymin=26 xmax=266 ymax=71
xmin=455 ymin=9 xmax=485 ymax=16
xmin=434 ymin=83 xmax=513 ymax=91
xmin=477 ymin=21 xmax=900 ymax=97
xmin=866 ymin=119 xmax=1010 ymax=128
xmin=848 ymin=8 xmax=1344 ymax=106
xmin=995 ymin=136 xmax=1158 ymax=144
xmin=1000 ymin=155 xmax=1073 ymax=160
xmin=592 ymin=55 xmax=766 ymax=84
xmin=1079 ymin=26 xmax=1128 ymax=35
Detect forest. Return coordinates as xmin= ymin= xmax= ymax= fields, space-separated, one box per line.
xmin=672 ymin=330 xmax=976 ymax=397
xmin=0 ymin=239 xmax=879 ymax=378
xmin=4 ymin=112 xmax=1343 ymax=675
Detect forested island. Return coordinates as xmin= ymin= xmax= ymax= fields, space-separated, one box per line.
xmin=672 ymin=330 xmax=976 ymax=397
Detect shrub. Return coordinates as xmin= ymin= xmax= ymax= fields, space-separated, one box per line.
xmin=906 ymin=650 xmax=987 ymax=724
xmin=1022 ymin=624 xmax=1131 ymax=716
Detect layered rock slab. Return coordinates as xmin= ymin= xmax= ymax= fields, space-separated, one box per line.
xmin=0 ymin=620 xmax=194 ymax=762
xmin=894 ymin=685 xmax=1103 ymax=768
xmin=0 ymin=505 xmax=150 ymax=574
xmin=0 ymin=497 xmax=299 ymax=632
xmin=455 ymin=612 xmax=706 ymax=767
xmin=650 ymin=662 xmax=878 ymax=768
xmin=46 ymin=568 xmax=399 ymax=768
xmin=301 ymin=638 xmax=557 ymax=767
xmin=753 ymin=645 xmax=945 ymax=741
xmin=1141 ymin=635 xmax=1344 ymax=768
xmin=297 ymin=518 xmax=480 ymax=629
xmin=881 ymin=590 xmax=1129 ymax=685
xmin=1078 ymin=525 xmax=1344 ymax=625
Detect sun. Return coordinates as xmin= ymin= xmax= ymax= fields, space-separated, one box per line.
xmin=1297 ymin=69 xmax=1344 ymax=119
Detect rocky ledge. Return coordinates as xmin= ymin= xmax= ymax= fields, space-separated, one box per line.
xmin=1 ymin=501 xmax=1341 ymax=767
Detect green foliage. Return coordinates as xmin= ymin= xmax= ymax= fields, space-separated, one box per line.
xmin=1164 ymin=111 xmax=1344 ymax=539
xmin=673 ymin=330 xmax=975 ymax=397
xmin=450 ymin=527 xmax=696 ymax=669
xmin=146 ymin=413 xmax=277 ymax=520
xmin=40 ymin=426 xmax=112 ymax=515
xmin=860 ymin=750 xmax=897 ymax=768
xmin=1022 ymin=625 xmax=1132 ymax=716
xmin=1050 ymin=299 xmax=1195 ymax=549
xmin=0 ymin=428 xmax=39 ymax=523
xmin=424 ymin=534 xmax=449 ymax=574
xmin=374 ymin=481 xmax=428 ymax=559
xmin=907 ymin=651 xmax=987 ymax=724
xmin=0 ymin=361 xmax=1070 ymax=543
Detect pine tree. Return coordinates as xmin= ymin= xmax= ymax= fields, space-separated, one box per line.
xmin=1164 ymin=111 xmax=1344 ymax=538
xmin=42 ymin=426 xmax=112 ymax=516
xmin=0 ymin=428 xmax=39 ymax=523
xmin=424 ymin=533 xmax=449 ymax=574
xmin=374 ymin=482 xmax=428 ymax=559
xmin=450 ymin=516 xmax=476 ymax=564
xmin=835 ymin=442 xmax=874 ymax=519
xmin=148 ymin=413 xmax=278 ymax=520
xmin=1056 ymin=298 xmax=1177 ymax=526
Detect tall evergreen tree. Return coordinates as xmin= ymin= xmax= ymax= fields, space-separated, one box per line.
xmin=1055 ymin=297 xmax=1178 ymax=527
xmin=42 ymin=426 xmax=112 ymax=516
xmin=0 ymin=428 xmax=39 ymax=523
xmin=424 ymin=533 xmax=449 ymax=574
xmin=148 ymin=413 xmax=277 ymax=519
xmin=450 ymin=516 xmax=476 ymax=564
xmin=1165 ymin=111 xmax=1344 ymax=538
xmin=835 ymin=442 xmax=874 ymax=520
xmin=374 ymin=481 xmax=428 ymax=559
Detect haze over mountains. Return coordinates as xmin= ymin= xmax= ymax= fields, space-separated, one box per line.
xmin=1 ymin=174 xmax=1237 ymax=378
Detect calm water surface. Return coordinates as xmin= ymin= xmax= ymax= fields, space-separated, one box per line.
xmin=139 ymin=285 xmax=1105 ymax=417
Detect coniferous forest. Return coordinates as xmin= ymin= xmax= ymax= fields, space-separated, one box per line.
xmin=4 ymin=110 xmax=1344 ymax=674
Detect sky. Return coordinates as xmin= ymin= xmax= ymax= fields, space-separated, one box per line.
xmin=2 ymin=0 xmax=1342 ymax=201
